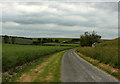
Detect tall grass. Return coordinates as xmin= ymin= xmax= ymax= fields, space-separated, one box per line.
xmin=76 ymin=38 xmax=119 ymax=68
xmin=2 ymin=44 xmax=72 ymax=72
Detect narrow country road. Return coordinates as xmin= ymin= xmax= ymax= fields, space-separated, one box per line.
xmin=61 ymin=49 xmax=119 ymax=82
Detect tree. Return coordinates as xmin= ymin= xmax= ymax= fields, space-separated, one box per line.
xmin=4 ymin=35 xmax=9 ymax=43
xmin=46 ymin=38 xmax=52 ymax=43
xmin=32 ymin=41 xmax=38 ymax=45
xmin=55 ymin=39 xmax=59 ymax=43
xmin=80 ymin=31 xmax=101 ymax=47
xmin=50 ymin=39 xmax=53 ymax=42
xmin=42 ymin=38 xmax=47 ymax=43
xmin=37 ymin=38 xmax=41 ymax=44
xmin=11 ymin=37 xmax=15 ymax=44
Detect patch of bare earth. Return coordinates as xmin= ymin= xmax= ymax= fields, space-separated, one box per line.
xmin=18 ymin=74 xmax=33 ymax=82
xmin=44 ymin=53 xmax=61 ymax=82
xmin=18 ymin=54 xmax=56 ymax=82
xmin=45 ymin=72 xmax=54 ymax=82
xmin=98 ymin=63 xmax=118 ymax=73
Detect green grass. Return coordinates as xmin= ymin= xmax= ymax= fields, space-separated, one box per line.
xmin=76 ymin=38 xmax=119 ymax=68
xmin=9 ymin=50 xmax=67 ymax=82
xmin=2 ymin=44 xmax=72 ymax=72
xmin=44 ymin=43 xmax=79 ymax=46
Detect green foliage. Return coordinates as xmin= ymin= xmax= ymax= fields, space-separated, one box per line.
xmin=3 ymin=35 xmax=9 ymax=43
xmin=80 ymin=31 xmax=101 ymax=46
xmin=42 ymin=38 xmax=47 ymax=43
xmin=2 ymin=36 xmax=80 ymax=45
xmin=11 ymin=37 xmax=15 ymax=44
xmin=37 ymin=38 xmax=41 ymax=43
xmin=33 ymin=38 xmax=78 ymax=43
xmin=2 ymin=44 xmax=72 ymax=72
xmin=55 ymin=39 xmax=59 ymax=43
xmin=76 ymin=38 xmax=119 ymax=68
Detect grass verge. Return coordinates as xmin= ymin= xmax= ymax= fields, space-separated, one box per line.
xmin=6 ymin=50 xmax=68 ymax=82
xmin=75 ymin=51 xmax=120 ymax=80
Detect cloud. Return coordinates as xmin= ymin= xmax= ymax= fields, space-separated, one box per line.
xmin=1 ymin=2 xmax=118 ymax=39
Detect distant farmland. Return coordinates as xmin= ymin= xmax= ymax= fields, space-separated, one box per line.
xmin=2 ymin=44 xmax=73 ymax=72
xmin=1 ymin=36 xmax=80 ymax=45
xmin=33 ymin=38 xmax=74 ymax=42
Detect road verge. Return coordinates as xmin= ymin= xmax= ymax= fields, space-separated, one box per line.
xmin=75 ymin=51 xmax=120 ymax=81
xmin=7 ymin=50 xmax=69 ymax=82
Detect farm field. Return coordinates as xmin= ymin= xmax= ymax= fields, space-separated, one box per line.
xmin=1 ymin=36 xmax=80 ymax=45
xmin=2 ymin=36 xmax=33 ymax=45
xmin=76 ymin=38 xmax=119 ymax=79
xmin=44 ymin=43 xmax=79 ymax=46
xmin=2 ymin=44 xmax=73 ymax=72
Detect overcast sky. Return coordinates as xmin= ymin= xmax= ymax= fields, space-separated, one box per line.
xmin=1 ymin=2 xmax=118 ymax=39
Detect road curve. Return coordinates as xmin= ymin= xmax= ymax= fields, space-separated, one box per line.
xmin=61 ymin=49 xmax=119 ymax=82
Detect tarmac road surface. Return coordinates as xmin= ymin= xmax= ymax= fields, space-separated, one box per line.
xmin=61 ymin=49 xmax=119 ymax=83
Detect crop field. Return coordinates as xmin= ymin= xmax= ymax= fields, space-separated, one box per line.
xmin=44 ymin=43 xmax=79 ymax=46
xmin=2 ymin=44 xmax=72 ymax=72
xmin=76 ymin=38 xmax=119 ymax=69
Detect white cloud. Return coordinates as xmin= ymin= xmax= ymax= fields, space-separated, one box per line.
xmin=3 ymin=22 xmax=20 ymax=26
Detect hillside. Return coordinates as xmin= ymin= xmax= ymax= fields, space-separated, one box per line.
xmin=76 ymin=38 xmax=119 ymax=79
xmin=76 ymin=38 xmax=119 ymax=68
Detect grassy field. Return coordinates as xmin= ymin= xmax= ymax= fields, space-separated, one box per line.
xmin=2 ymin=44 xmax=73 ymax=72
xmin=2 ymin=37 xmax=33 ymax=45
xmin=76 ymin=38 xmax=119 ymax=79
xmin=44 ymin=43 xmax=79 ymax=46
xmin=2 ymin=36 xmax=80 ymax=45
xmin=10 ymin=50 xmax=67 ymax=82
xmin=76 ymin=38 xmax=118 ymax=68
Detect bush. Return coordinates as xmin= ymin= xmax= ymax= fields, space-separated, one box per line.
xmin=80 ymin=31 xmax=101 ymax=47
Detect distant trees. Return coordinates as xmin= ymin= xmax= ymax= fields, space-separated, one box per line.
xmin=3 ymin=36 xmax=16 ymax=44
xmin=47 ymin=38 xmax=53 ymax=43
xmin=42 ymin=38 xmax=47 ymax=43
xmin=55 ymin=39 xmax=59 ymax=43
xmin=41 ymin=38 xmax=58 ymax=43
xmin=50 ymin=39 xmax=53 ymax=42
xmin=71 ymin=39 xmax=80 ymax=43
xmin=32 ymin=38 xmax=58 ymax=45
xmin=4 ymin=35 xmax=9 ymax=43
xmin=80 ymin=31 xmax=101 ymax=47
xmin=37 ymin=38 xmax=41 ymax=44
xmin=11 ymin=37 xmax=15 ymax=44
xmin=2 ymin=35 xmax=60 ymax=45
xmin=32 ymin=41 xmax=38 ymax=45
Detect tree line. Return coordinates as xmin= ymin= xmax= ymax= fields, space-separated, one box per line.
xmin=2 ymin=35 xmax=60 ymax=45
xmin=33 ymin=38 xmax=59 ymax=45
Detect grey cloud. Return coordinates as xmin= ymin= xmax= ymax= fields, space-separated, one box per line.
xmin=2 ymin=2 xmax=117 ymax=27
xmin=2 ymin=2 xmax=118 ymax=39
